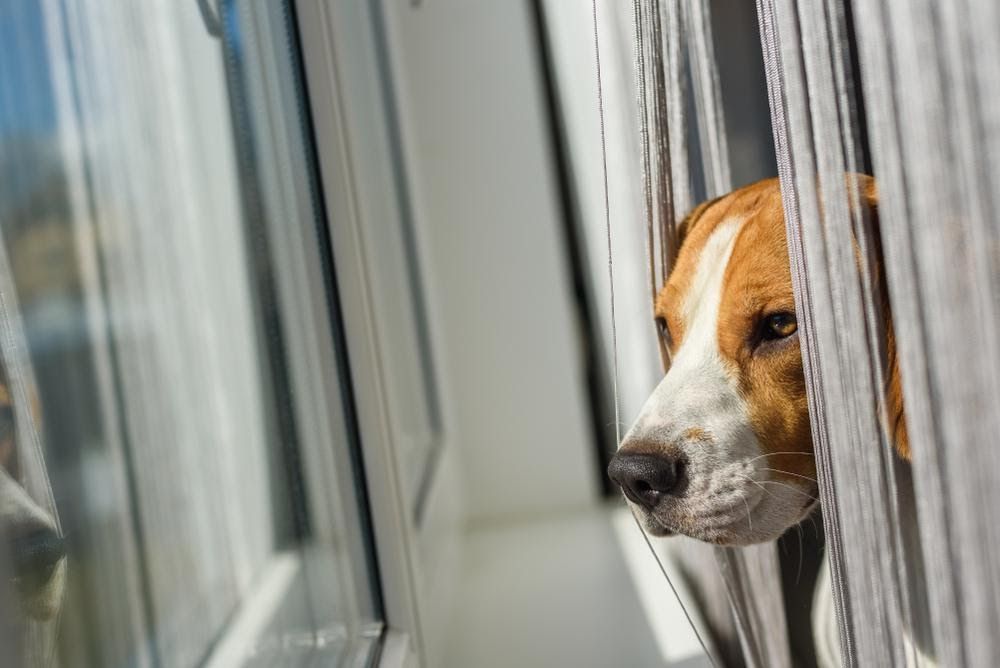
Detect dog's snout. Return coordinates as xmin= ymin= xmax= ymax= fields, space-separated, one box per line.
xmin=8 ymin=523 xmax=65 ymax=594
xmin=608 ymin=453 xmax=684 ymax=509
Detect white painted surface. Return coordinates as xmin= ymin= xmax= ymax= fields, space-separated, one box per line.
xmin=380 ymin=0 xmax=598 ymax=521
xmin=611 ymin=508 xmax=715 ymax=666
xmin=443 ymin=506 xmax=673 ymax=668
xmin=540 ymin=0 xmax=665 ymax=428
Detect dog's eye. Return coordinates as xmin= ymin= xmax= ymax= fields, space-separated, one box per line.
xmin=760 ymin=312 xmax=797 ymax=341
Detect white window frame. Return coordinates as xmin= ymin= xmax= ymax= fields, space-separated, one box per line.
xmin=294 ymin=3 xmax=464 ymax=666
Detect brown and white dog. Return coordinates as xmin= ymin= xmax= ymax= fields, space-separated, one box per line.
xmin=608 ymin=174 xmax=908 ymax=546
xmin=0 ymin=369 xmax=65 ymax=625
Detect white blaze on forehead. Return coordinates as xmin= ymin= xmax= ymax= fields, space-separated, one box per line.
xmin=626 ymin=218 xmax=747 ymax=445
xmin=679 ymin=219 xmax=743 ymax=355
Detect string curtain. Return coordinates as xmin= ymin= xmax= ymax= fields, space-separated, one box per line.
xmin=853 ymin=0 xmax=1000 ymax=664
xmin=623 ymin=0 xmax=1000 ymax=665
xmin=629 ymin=1 xmax=793 ymax=665
xmin=757 ymin=0 xmax=1000 ymax=665
xmin=757 ymin=0 xmax=922 ymax=663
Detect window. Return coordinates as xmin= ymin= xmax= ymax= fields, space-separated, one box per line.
xmin=0 ymin=1 xmax=381 ymax=665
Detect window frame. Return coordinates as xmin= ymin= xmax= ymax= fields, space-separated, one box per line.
xmin=293 ymin=2 xmax=463 ymax=666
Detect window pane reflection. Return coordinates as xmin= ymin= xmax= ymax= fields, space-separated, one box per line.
xmin=0 ymin=1 xmax=381 ymax=666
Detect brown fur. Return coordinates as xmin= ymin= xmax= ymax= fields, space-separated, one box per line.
xmin=717 ymin=182 xmax=815 ymax=484
xmin=656 ymin=176 xmax=908 ymax=488
xmin=855 ymin=175 xmax=910 ymax=460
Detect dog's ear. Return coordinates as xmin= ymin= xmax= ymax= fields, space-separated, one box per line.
xmin=851 ymin=174 xmax=910 ymax=461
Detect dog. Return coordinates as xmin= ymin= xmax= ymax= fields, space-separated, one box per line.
xmin=0 ymin=366 xmax=66 ymax=627
xmin=608 ymin=174 xmax=908 ymax=545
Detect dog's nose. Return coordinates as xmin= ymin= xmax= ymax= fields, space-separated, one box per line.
xmin=607 ymin=452 xmax=684 ymax=509
xmin=8 ymin=524 xmax=65 ymax=594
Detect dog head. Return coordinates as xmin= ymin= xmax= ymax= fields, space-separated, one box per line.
xmin=0 ymin=372 xmax=65 ymax=621
xmin=609 ymin=175 xmax=906 ymax=545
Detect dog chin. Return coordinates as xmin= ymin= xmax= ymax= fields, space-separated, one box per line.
xmin=637 ymin=491 xmax=820 ymax=546
xmin=644 ymin=515 xmax=774 ymax=546
xmin=666 ymin=519 xmax=792 ymax=546
xmin=642 ymin=517 xmax=675 ymax=537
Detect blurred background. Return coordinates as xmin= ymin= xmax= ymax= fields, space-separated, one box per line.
xmin=0 ymin=1 xmax=779 ymax=666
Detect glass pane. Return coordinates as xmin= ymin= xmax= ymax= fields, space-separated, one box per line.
xmin=0 ymin=1 xmax=381 ymax=666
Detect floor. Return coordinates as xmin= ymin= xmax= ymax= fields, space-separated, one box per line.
xmin=443 ymin=504 xmax=713 ymax=667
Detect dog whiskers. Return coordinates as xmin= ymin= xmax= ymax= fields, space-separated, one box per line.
xmin=736 ymin=472 xmax=819 ymax=505
xmin=753 ymin=478 xmax=819 ymax=503
xmin=753 ymin=467 xmax=818 ymax=484
xmin=744 ymin=451 xmax=815 ymax=466
xmin=736 ymin=473 xmax=780 ymax=503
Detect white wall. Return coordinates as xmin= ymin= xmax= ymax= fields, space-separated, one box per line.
xmin=379 ymin=0 xmax=598 ymax=523
xmin=540 ymin=0 xmax=665 ymax=427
